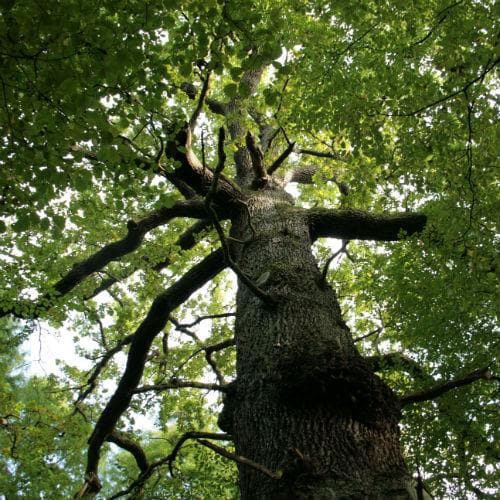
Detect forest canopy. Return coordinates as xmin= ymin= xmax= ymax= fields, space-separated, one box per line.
xmin=0 ymin=0 xmax=498 ymax=498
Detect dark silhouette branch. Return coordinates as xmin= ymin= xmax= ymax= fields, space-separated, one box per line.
xmin=169 ymin=315 xmax=200 ymax=341
xmin=83 ymin=249 xmax=226 ymax=494
xmin=377 ymin=56 xmax=499 ymax=117
xmin=400 ymin=367 xmax=498 ymax=408
xmin=197 ymin=439 xmax=282 ymax=480
xmin=204 ymin=338 xmax=236 ymax=385
xmin=297 ymin=148 xmax=347 ymax=162
xmin=177 ymin=312 xmax=236 ymax=328
xmin=108 ymin=432 xmax=232 ymax=499
xmin=308 ymin=209 xmax=427 ymax=242
xmin=353 ymin=326 xmax=383 ymax=342
xmin=173 ymin=338 xmax=236 ymax=385
xmin=189 ymin=72 xmax=210 ymax=131
xmin=134 ymin=379 xmax=228 ymax=394
xmin=85 ymin=218 xmax=212 ymax=300
xmin=74 ymin=334 xmax=135 ymax=407
xmin=267 ymin=141 xmax=296 ymax=176
xmin=320 ymin=240 xmax=349 ymax=284
xmin=0 ymin=200 xmax=208 ymax=319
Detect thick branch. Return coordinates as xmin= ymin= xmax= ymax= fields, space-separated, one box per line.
xmin=308 ymin=209 xmax=427 ymax=242
xmin=284 ymin=165 xmax=318 ymax=184
xmin=180 ymin=81 xmax=227 ymax=115
xmin=165 ymin=125 xmax=242 ymax=208
xmin=1 ymin=201 xmax=207 ymax=319
xmin=246 ymin=131 xmax=268 ymax=183
xmin=284 ymin=164 xmax=349 ymax=194
xmin=84 ymin=249 xmax=226 ymax=493
xmin=85 ymin=218 xmax=212 ymax=300
xmin=134 ymin=379 xmax=227 ymax=394
xmin=400 ymin=367 xmax=497 ymax=408
xmin=107 ymin=431 xmax=149 ymax=473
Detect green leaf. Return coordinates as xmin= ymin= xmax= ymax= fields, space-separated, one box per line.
xmin=223 ymin=83 xmax=238 ymax=98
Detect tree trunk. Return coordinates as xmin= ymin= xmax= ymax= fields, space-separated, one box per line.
xmin=220 ymin=188 xmax=414 ymax=499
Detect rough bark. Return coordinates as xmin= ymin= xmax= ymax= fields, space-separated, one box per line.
xmin=220 ymin=188 xmax=415 ymax=499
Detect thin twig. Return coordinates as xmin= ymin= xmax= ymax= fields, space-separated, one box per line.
xmin=197 ymin=439 xmax=282 ymax=480
xmin=297 ymin=148 xmax=346 ymax=162
xmin=353 ymin=326 xmax=383 ymax=342
xmin=178 ymin=312 xmax=236 ymax=328
xmin=73 ymin=334 xmax=135 ymax=407
xmin=378 ymin=56 xmax=499 ymax=117
xmin=400 ymin=366 xmax=498 ymax=407
xmin=321 ymin=240 xmax=349 ymax=283
xmin=134 ymin=379 xmax=228 ymax=394
xmin=172 ymin=338 xmax=236 ymax=385
xmin=169 ymin=315 xmax=200 ymax=341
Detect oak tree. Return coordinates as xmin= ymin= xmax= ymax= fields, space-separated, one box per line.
xmin=0 ymin=0 xmax=498 ymax=498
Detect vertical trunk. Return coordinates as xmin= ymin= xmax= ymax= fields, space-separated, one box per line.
xmin=220 ymin=189 xmax=414 ymax=499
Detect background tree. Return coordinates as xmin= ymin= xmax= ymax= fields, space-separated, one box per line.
xmin=0 ymin=0 xmax=498 ymax=498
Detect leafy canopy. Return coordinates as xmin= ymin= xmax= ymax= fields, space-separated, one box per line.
xmin=0 ymin=0 xmax=498 ymax=497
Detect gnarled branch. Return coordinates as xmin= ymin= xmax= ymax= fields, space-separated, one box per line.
xmin=107 ymin=431 xmax=149 ymax=473
xmin=246 ymin=131 xmax=268 ymax=184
